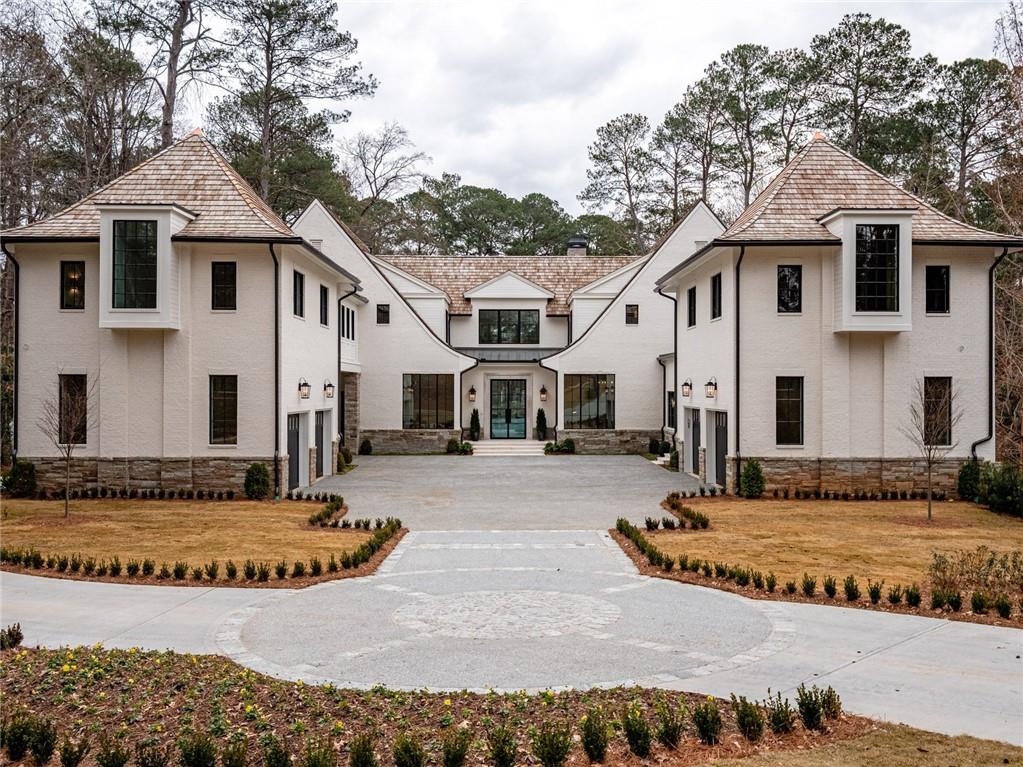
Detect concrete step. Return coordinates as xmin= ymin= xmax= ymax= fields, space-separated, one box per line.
xmin=470 ymin=441 xmax=547 ymax=457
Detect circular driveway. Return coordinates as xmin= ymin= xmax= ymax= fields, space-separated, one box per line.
xmin=218 ymin=531 xmax=793 ymax=691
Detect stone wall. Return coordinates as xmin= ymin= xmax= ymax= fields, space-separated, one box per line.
xmin=739 ymin=456 xmax=964 ymax=495
xmin=341 ymin=372 xmax=360 ymax=449
xmin=24 ymin=455 xmax=281 ymax=495
xmin=358 ymin=429 xmax=460 ymax=454
xmin=558 ymin=429 xmax=661 ymax=455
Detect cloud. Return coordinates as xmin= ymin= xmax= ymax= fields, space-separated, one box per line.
xmin=329 ymin=0 xmax=1001 ymax=214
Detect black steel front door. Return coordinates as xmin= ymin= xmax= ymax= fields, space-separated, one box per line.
xmin=490 ymin=379 xmax=527 ymax=439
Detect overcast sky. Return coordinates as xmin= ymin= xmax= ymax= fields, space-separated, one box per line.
xmin=199 ymin=1 xmax=1008 ymax=215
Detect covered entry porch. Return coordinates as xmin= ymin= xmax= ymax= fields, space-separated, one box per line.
xmin=459 ymin=357 xmax=557 ymax=441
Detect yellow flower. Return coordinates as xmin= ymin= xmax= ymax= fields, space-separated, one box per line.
xmin=155 ymin=724 xmax=163 ymax=733
xmin=443 ymin=699 xmax=451 ymax=707
xmin=245 ymin=705 xmax=253 ymax=713
xmin=61 ymin=664 xmax=71 ymax=673
xmin=334 ymin=721 xmax=344 ymax=730
xmin=98 ymin=692 xmax=106 ymax=700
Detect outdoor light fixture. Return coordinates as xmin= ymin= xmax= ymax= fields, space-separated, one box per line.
xmin=539 ymin=385 xmax=548 ymax=402
xmin=298 ymin=378 xmax=311 ymax=399
xmin=323 ymin=380 xmax=335 ymax=399
xmin=681 ymin=378 xmax=693 ymax=398
xmin=705 ymin=378 xmax=717 ymax=399
xmin=468 ymin=385 xmax=477 ymax=402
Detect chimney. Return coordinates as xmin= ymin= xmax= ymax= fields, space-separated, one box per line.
xmin=566 ymin=234 xmax=589 ymax=257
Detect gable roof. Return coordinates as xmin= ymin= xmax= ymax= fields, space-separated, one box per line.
xmin=2 ymin=131 xmax=295 ymax=241
xmin=463 ymin=270 xmax=556 ymax=299
xmin=376 ymin=254 xmax=643 ymax=315
xmin=720 ymin=136 xmax=1019 ymax=244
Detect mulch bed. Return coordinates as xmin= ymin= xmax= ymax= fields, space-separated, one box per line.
xmin=0 ymin=646 xmax=872 ymax=767
xmin=610 ymin=530 xmax=1023 ymax=629
xmin=0 ymin=528 xmax=406 ymax=590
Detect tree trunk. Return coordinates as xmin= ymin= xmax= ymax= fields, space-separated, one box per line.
xmin=64 ymin=453 xmax=71 ymax=518
xmin=927 ymin=463 xmax=933 ymax=522
xmin=160 ymin=0 xmax=190 ymax=148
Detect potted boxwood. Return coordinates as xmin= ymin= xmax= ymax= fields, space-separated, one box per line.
xmin=535 ymin=408 xmax=548 ymax=441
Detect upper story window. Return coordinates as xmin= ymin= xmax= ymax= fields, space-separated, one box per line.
xmin=112 ymin=220 xmax=157 ymax=308
xmin=777 ymin=265 xmax=802 ymax=313
xmin=61 ymin=261 xmax=85 ymax=310
xmin=710 ymin=274 xmax=722 ymax=319
xmin=293 ymin=270 xmax=305 ymax=317
xmin=376 ymin=304 xmax=390 ymax=324
xmin=925 ymin=265 xmax=950 ymax=314
xmin=211 ymin=262 xmax=236 ymax=310
xmin=479 ymin=309 xmax=539 ymax=344
xmin=855 ymin=224 xmax=899 ymax=312
xmin=341 ymin=305 xmax=356 ymax=340
xmin=319 ymin=285 xmax=329 ymax=326
xmin=686 ymin=286 xmax=696 ymax=327
xmin=625 ymin=304 xmax=639 ymax=325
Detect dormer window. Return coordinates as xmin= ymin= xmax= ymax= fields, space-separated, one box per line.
xmin=112 ymin=220 xmax=158 ymax=308
xmin=855 ymin=224 xmax=899 ymax=312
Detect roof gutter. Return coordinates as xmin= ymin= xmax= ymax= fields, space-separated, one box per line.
xmin=1 ymin=242 xmax=18 ymax=460
xmin=655 ymin=286 xmax=678 ymax=447
xmin=970 ymin=246 xmax=1010 ymax=461
xmin=734 ymin=246 xmax=746 ymax=493
xmin=268 ymin=245 xmax=282 ymax=499
xmin=537 ymin=357 xmax=559 ymax=442
xmin=458 ymin=358 xmax=480 ymax=441
xmin=657 ymin=357 xmax=667 ymax=444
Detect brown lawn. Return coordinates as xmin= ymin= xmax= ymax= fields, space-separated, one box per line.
xmin=0 ymin=498 xmax=371 ymax=564
xmin=652 ymin=498 xmax=1023 ymax=586
xmin=709 ymin=725 xmax=1023 ymax=767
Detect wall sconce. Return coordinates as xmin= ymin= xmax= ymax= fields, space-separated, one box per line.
xmin=681 ymin=378 xmax=693 ymax=398
xmin=705 ymin=378 xmax=717 ymax=399
xmin=298 ymin=378 xmax=311 ymax=399
xmin=468 ymin=385 xmax=476 ymax=402
xmin=539 ymin=385 xmax=548 ymax=402
xmin=323 ymin=380 xmax=335 ymax=399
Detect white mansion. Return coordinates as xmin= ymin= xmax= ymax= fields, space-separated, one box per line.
xmin=3 ymin=133 xmax=1019 ymax=495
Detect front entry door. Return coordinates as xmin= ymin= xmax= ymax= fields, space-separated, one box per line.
xmin=490 ymin=379 xmax=527 ymax=439
xmin=287 ymin=414 xmax=301 ymax=490
xmin=714 ymin=412 xmax=727 ymax=486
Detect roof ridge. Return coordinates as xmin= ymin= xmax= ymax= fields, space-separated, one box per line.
xmin=814 ymin=137 xmax=1015 ymax=239
xmin=723 ymin=140 xmax=817 ymax=239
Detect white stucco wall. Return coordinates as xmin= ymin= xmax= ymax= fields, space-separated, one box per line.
xmin=547 ymin=203 xmax=725 ymax=433
xmin=460 ymin=364 xmax=556 ymax=438
xmin=448 ymin=298 xmax=568 ymax=349
xmin=292 ymin=201 xmax=474 ymax=432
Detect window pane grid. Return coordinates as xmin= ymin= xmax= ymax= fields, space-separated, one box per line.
xmin=112 ymin=220 xmax=157 ymax=308
xmin=775 ymin=376 xmax=803 ymax=446
xmin=625 ymin=304 xmax=639 ymax=325
xmin=777 ymin=265 xmax=802 ymax=313
xmin=402 ymin=374 xmax=454 ymax=429
xmin=855 ymin=224 xmax=899 ymax=312
xmin=58 ymin=374 xmax=87 ymax=445
xmin=377 ymin=304 xmax=390 ymax=324
xmin=209 ymin=375 xmax=238 ymax=445
xmin=478 ymin=309 xmax=540 ymax=344
xmin=211 ymin=262 xmax=236 ymax=310
xmin=564 ymin=374 xmax=615 ymax=429
xmin=924 ymin=376 xmax=952 ymax=446
xmin=687 ymin=286 xmax=696 ymax=327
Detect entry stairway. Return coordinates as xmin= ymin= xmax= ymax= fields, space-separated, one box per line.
xmin=470 ymin=440 xmax=547 ymax=457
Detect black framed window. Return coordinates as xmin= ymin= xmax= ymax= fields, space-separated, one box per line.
xmin=58 ymin=373 xmax=87 ymax=445
xmin=687 ymin=286 xmax=696 ymax=327
xmin=377 ymin=304 xmax=390 ymax=324
xmin=564 ymin=374 xmax=615 ymax=429
xmin=924 ymin=376 xmax=953 ymax=446
xmin=855 ymin=224 xmax=899 ymax=312
xmin=667 ymin=390 xmax=677 ymax=430
xmin=293 ymin=270 xmax=305 ymax=317
xmin=625 ymin=304 xmax=639 ymax=325
xmin=402 ymin=374 xmax=454 ymax=429
xmin=710 ymin=273 xmax=722 ymax=319
xmin=341 ymin=306 xmax=356 ymax=341
xmin=60 ymin=261 xmax=85 ymax=310
xmin=478 ymin=309 xmax=540 ymax=344
xmin=925 ymin=265 xmax=950 ymax=314
xmin=775 ymin=376 xmax=804 ymax=446
xmin=777 ymin=265 xmax=802 ymax=313
xmin=211 ymin=262 xmax=236 ymax=310
xmin=209 ymin=375 xmax=238 ymax=445
xmin=319 ymin=285 xmax=329 ymax=326
xmin=112 ymin=220 xmax=157 ymax=308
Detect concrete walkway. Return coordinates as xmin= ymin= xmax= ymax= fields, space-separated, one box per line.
xmin=2 ymin=456 xmax=1022 ymax=744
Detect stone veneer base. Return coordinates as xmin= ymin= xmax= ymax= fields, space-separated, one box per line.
xmin=358 ymin=429 xmax=461 ymax=454
xmin=24 ymin=456 xmax=295 ymax=494
xmin=558 ymin=429 xmax=661 ymax=455
xmin=733 ymin=456 xmax=964 ymax=495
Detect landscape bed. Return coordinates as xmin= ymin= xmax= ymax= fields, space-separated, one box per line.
xmin=0 ymin=499 xmax=404 ymax=588
xmin=0 ymin=645 xmax=925 ymax=767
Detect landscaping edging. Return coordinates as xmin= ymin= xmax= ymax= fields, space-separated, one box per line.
xmin=610 ymin=522 xmax=1023 ymax=629
xmin=0 ymin=525 xmax=406 ymax=590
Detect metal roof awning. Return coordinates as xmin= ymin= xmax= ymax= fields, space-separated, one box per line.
xmin=455 ymin=347 xmax=563 ymax=362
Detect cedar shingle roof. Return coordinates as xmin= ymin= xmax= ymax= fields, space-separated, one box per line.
xmin=2 ymin=132 xmax=295 ymax=241
xmin=721 ymin=136 xmax=1016 ymax=243
xmin=377 ymin=254 xmax=644 ymax=315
